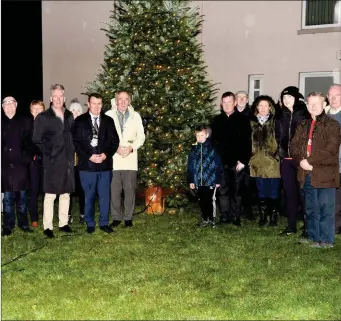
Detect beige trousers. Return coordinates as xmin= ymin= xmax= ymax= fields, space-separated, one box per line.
xmin=43 ymin=193 xmax=70 ymax=230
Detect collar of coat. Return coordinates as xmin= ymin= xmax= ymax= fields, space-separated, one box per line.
xmin=47 ymin=106 xmax=72 ymax=119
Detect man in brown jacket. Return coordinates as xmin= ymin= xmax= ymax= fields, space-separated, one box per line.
xmin=290 ymin=92 xmax=341 ymax=248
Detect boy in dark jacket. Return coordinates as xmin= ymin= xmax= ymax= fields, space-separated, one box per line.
xmin=187 ymin=125 xmax=223 ymax=227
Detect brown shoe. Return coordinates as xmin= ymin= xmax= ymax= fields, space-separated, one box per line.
xmin=31 ymin=221 xmax=38 ymax=228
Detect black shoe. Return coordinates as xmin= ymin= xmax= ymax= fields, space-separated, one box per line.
xmin=100 ymin=225 xmax=114 ymax=234
xmin=279 ymin=227 xmax=297 ymax=236
xmin=87 ymin=226 xmax=95 ymax=234
xmin=44 ymin=229 xmax=55 ymax=238
xmin=124 ymin=220 xmax=133 ymax=228
xmin=59 ymin=225 xmax=73 ymax=233
xmin=232 ymin=218 xmax=241 ymax=227
xmin=110 ymin=220 xmax=122 ymax=228
xmin=2 ymin=228 xmax=12 ymax=236
xmin=20 ymin=226 xmax=33 ymax=233
xmin=79 ymin=215 xmax=85 ymax=224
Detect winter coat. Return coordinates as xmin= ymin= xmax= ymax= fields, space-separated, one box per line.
xmin=326 ymin=109 xmax=341 ymax=173
xmin=211 ymin=111 xmax=252 ymax=168
xmin=290 ymin=111 xmax=341 ymax=188
xmin=187 ymin=139 xmax=223 ymax=187
xmin=1 ymin=112 xmax=34 ymax=192
xmin=32 ymin=107 xmax=75 ymax=194
xmin=235 ymin=104 xmax=252 ymax=119
xmin=105 ymin=100 xmax=145 ymax=171
xmin=73 ymin=111 xmax=119 ymax=172
xmin=276 ymin=101 xmax=309 ymax=158
xmin=249 ymin=114 xmax=280 ymax=178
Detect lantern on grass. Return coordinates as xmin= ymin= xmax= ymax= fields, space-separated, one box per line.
xmin=145 ymin=186 xmax=165 ymax=215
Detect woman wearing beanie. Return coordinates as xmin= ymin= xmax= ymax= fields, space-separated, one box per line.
xmin=249 ymin=95 xmax=281 ymax=226
xmin=276 ymin=86 xmax=309 ymax=237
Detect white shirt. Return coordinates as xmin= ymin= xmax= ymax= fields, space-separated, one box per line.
xmin=89 ymin=112 xmax=100 ymax=127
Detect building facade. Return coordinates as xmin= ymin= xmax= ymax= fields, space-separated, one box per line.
xmin=42 ymin=1 xmax=341 ymax=107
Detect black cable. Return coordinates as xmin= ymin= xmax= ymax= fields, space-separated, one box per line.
xmin=1 ymin=242 xmax=47 ymax=267
xmin=1 ymin=232 xmax=83 ymax=268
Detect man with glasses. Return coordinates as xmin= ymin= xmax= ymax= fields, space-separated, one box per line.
xmin=1 ymin=96 xmax=33 ymax=236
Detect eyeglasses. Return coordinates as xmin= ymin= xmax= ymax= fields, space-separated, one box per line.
xmin=2 ymin=100 xmax=17 ymax=105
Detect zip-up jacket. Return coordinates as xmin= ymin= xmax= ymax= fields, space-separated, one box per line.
xmin=276 ymin=102 xmax=309 ymax=158
xmin=187 ymin=139 xmax=223 ymax=187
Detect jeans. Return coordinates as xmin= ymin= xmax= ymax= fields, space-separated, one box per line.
xmin=255 ymin=178 xmax=281 ymax=199
xmin=2 ymin=191 xmax=28 ymax=229
xmin=303 ymin=174 xmax=336 ymax=243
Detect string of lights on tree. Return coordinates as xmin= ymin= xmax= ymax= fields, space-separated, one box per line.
xmin=86 ymin=0 xmax=218 ymax=208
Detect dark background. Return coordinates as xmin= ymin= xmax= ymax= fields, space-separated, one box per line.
xmin=1 ymin=1 xmax=43 ymax=115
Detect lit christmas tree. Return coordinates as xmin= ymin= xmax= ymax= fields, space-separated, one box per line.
xmin=86 ymin=0 xmax=217 ymax=208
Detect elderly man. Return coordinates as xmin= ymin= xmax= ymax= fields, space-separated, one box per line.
xmin=326 ymin=84 xmax=341 ymax=234
xmin=290 ymin=92 xmax=341 ymax=248
xmin=235 ymin=90 xmax=252 ymax=117
xmin=1 ymin=96 xmax=33 ymax=236
xmin=33 ymin=84 xmax=75 ymax=238
xmin=106 ymin=91 xmax=145 ymax=228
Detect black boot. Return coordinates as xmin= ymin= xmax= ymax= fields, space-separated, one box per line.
xmin=258 ymin=198 xmax=267 ymax=226
xmin=268 ymin=199 xmax=278 ymax=226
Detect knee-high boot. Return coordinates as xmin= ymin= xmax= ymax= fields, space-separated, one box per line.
xmin=268 ymin=198 xmax=278 ymax=226
xmin=258 ymin=198 xmax=267 ymax=226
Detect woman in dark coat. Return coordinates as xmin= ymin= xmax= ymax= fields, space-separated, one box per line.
xmin=28 ymin=100 xmax=46 ymax=228
xmin=249 ymin=95 xmax=281 ymax=227
xmin=1 ymin=96 xmax=34 ymax=236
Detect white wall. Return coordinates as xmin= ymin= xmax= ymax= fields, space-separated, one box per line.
xmin=42 ymin=1 xmax=341 ymax=107
xmin=201 ymin=1 xmax=341 ymax=102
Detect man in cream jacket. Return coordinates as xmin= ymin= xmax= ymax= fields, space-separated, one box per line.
xmin=106 ymin=91 xmax=145 ymax=228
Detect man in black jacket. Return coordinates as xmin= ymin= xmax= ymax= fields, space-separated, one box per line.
xmin=73 ymin=93 xmax=119 ymax=234
xmin=2 ymin=96 xmax=34 ymax=236
xmin=211 ymin=91 xmax=252 ymax=226
xmin=276 ymin=86 xmax=309 ymax=236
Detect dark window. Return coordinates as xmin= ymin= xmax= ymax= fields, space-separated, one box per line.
xmin=305 ymin=0 xmax=340 ymax=26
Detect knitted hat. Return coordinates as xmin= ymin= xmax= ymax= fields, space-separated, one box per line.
xmin=280 ymin=86 xmax=304 ymax=102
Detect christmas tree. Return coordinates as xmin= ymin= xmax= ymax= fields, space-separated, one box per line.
xmin=86 ymin=0 xmax=217 ymax=208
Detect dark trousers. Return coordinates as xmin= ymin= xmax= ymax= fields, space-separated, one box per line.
xmin=280 ymin=159 xmax=305 ymax=232
xmin=198 ymin=186 xmax=215 ymax=221
xmin=335 ymin=173 xmax=341 ymax=233
xmin=218 ymin=166 xmax=246 ymax=222
xmin=240 ymin=167 xmax=253 ymax=217
xmin=3 ymin=191 xmax=28 ymax=230
xmin=28 ymin=161 xmax=43 ymax=222
xmin=303 ymin=173 xmax=335 ymax=243
xmin=79 ymin=171 xmax=112 ymax=228
xmin=255 ymin=178 xmax=281 ymax=199
xmin=69 ymin=166 xmax=85 ymax=216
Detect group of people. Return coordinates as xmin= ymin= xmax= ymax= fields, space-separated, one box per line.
xmin=187 ymin=84 xmax=341 ymax=249
xmin=2 ymin=83 xmax=341 ymax=248
xmin=1 ymin=85 xmax=145 ymax=238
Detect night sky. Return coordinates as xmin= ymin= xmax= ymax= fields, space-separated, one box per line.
xmin=1 ymin=1 xmax=43 ymax=115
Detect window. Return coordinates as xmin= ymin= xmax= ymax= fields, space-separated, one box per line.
xmin=302 ymin=0 xmax=341 ymax=29
xmin=248 ymin=75 xmax=264 ymax=103
xmin=299 ymin=71 xmax=340 ymax=98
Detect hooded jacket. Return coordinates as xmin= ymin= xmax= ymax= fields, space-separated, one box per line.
xmin=105 ymin=99 xmax=145 ymax=171
xmin=249 ymin=95 xmax=280 ymax=178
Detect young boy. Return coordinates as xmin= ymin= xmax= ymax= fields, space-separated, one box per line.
xmin=187 ymin=125 xmax=223 ymax=227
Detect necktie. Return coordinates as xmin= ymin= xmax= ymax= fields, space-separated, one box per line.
xmin=118 ymin=112 xmax=124 ymax=133
xmin=94 ymin=117 xmax=99 ymax=134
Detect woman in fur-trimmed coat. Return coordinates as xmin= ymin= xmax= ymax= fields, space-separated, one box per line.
xmin=249 ymin=95 xmax=281 ymax=227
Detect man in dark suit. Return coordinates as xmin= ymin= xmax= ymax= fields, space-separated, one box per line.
xmin=73 ymin=93 xmax=119 ymax=234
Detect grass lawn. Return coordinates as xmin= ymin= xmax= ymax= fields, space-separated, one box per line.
xmin=1 ymin=201 xmax=340 ymax=320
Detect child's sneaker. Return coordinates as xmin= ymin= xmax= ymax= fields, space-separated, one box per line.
xmin=200 ymin=220 xmax=209 ymax=227
xmin=318 ymin=242 xmax=334 ymax=249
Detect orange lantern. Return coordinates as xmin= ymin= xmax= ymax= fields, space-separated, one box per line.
xmin=145 ymin=186 xmax=164 ymax=215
